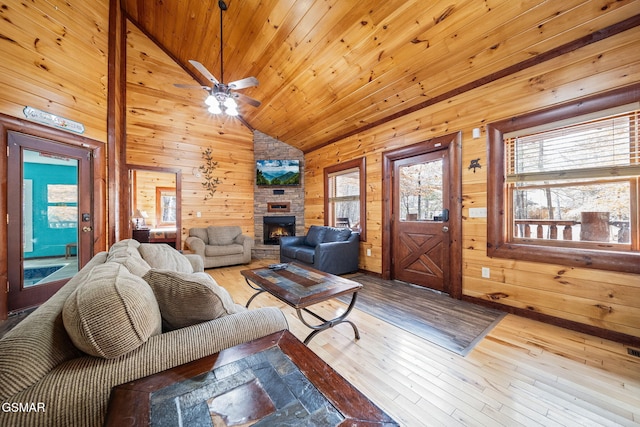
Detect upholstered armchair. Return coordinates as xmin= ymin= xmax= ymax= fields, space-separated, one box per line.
xmin=185 ymin=226 xmax=253 ymax=268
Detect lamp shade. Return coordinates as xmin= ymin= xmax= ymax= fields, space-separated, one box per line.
xmin=204 ymin=95 xmax=216 ymax=106
xmin=208 ymin=103 xmax=222 ymax=114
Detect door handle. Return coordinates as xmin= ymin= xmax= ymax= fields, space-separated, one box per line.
xmin=82 ymin=226 xmax=93 ymax=232
xmin=442 ymin=226 xmax=449 ymax=232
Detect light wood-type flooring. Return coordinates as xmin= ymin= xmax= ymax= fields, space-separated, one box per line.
xmin=211 ymin=260 xmax=640 ymax=427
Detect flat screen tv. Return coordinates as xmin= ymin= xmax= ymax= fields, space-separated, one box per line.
xmin=256 ymin=159 xmax=300 ymax=186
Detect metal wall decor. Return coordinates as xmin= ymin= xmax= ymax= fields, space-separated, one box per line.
xmin=468 ymin=158 xmax=481 ymax=173
xmin=200 ymin=147 xmax=222 ymax=200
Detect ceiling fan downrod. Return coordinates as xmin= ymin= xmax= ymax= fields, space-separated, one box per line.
xmin=173 ymin=0 xmax=261 ymax=116
xmin=218 ymin=0 xmax=227 ymax=84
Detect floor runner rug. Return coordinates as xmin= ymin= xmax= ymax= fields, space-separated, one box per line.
xmin=339 ymin=274 xmax=506 ymax=356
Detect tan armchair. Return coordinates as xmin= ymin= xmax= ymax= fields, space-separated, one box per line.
xmin=185 ymin=226 xmax=253 ymax=268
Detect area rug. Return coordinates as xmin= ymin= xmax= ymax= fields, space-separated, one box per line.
xmin=339 ymin=274 xmax=506 ymax=356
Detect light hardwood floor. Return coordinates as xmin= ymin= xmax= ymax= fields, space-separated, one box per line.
xmin=210 ymin=260 xmax=640 ymax=427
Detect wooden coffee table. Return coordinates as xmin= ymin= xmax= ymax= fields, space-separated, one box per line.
xmin=241 ymin=263 xmax=362 ymax=344
xmin=106 ymin=330 xmax=397 ymax=426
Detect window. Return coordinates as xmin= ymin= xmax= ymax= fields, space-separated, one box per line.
xmin=156 ymin=187 xmax=176 ymax=226
xmin=398 ymin=157 xmax=444 ymax=221
xmin=47 ymin=184 xmax=78 ymax=229
xmin=324 ymin=157 xmax=366 ymax=241
xmin=487 ymin=87 xmax=640 ymax=273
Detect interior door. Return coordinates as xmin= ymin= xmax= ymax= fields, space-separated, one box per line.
xmin=7 ymin=131 xmax=93 ymax=312
xmin=392 ymin=150 xmax=449 ymax=292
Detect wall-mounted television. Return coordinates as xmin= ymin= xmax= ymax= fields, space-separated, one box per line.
xmin=256 ymin=159 xmax=301 ymax=186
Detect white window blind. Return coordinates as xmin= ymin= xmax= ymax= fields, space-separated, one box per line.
xmin=506 ymin=110 xmax=640 ymax=183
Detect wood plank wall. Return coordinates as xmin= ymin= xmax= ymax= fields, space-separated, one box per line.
xmin=304 ymin=26 xmax=640 ymax=340
xmin=0 ymin=0 xmax=109 ymax=318
xmin=0 ymin=0 xmax=109 ymax=142
xmin=125 ymin=22 xmax=255 ymax=244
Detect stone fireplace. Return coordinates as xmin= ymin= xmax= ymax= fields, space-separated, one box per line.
xmin=253 ymin=131 xmax=305 ymax=259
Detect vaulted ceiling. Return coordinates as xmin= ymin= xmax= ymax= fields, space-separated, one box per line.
xmin=121 ymin=0 xmax=637 ymax=153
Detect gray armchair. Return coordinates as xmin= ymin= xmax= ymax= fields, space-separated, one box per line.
xmin=280 ymin=225 xmax=360 ymax=275
xmin=185 ymin=226 xmax=253 ymax=268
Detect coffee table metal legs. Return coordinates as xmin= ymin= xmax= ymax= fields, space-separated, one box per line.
xmin=244 ymin=277 xmax=360 ymax=345
xmin=244 ymin=278 xmax=266 ymax=308
xmin=296 ymin=292 xmax=360 ymax=345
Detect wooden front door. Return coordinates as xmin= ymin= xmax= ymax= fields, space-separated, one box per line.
xmin=7 ymin=131 xmax=94 ymax=312
xmin=392 ymin=150 xmax=450 ymax=291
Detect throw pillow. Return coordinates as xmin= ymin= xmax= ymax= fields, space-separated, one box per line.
xmin=107 ymin=243 xmax=151 ymax=277
xmin=109 ymin=238 xmax=140 ymax=250
xmin=142 ymin=269 xmax=245 ymax=330
xmin=207 ymin=226 xmax=241 ymax=246
xmin=304 ymin=225 xmax=327 ymax=247
xmin=138 ymin=243 xmax=193 ymax=273
xmin=62 ymin=262 xmax=162 ymax=359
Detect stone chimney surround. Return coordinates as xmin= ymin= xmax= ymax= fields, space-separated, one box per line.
xmin=253 ymin=131 xmax=305 ymax=259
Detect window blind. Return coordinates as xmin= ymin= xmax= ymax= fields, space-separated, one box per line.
xmin=505 ymin=110 xmax=639 ymax=183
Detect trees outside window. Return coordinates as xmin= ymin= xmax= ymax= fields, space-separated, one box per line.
xmin=505 ymin=111 xmax=637 ymax=248
xmin=324 ymin=157 xmax=366 ymax=241
xmin=487 ymin=86 xmax=640 ymax=273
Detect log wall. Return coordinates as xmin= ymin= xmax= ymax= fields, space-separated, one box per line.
xmin=304 ymin=27 xmax=640 ymax=339
xmin=125 ymin=22 xmax=255 ymax=245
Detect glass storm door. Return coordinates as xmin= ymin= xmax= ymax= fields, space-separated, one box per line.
xmin=392 ymin=150 xmax=450 ymax=292
xmin=7 ymin=131 xmax=93 ymax=312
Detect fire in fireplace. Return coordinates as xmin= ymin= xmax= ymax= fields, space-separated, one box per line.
xmin=263 ymin=216 xmax=295 ymax=245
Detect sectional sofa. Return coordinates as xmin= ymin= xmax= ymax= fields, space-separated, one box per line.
xmin=0 ymin=239 xmax=287 ymax=427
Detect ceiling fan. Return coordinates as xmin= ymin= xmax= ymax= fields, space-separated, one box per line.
xmin=174 ymin=0 xmax=260 ymax=116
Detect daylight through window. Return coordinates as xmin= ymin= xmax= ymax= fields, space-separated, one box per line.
xmin=324 ymin=157 xmax=366 ymax=241
xmin=505 ymin=108 xmax=639 ymax=250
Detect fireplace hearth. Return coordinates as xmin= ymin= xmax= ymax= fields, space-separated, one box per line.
xmin=263 ymin=216 xmax=296 ymax=245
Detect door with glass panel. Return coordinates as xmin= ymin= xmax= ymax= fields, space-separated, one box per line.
xmin=392 ymin=150 xmax=449 ymax=291
xmin=7 ymin=131 xmax=93 ymax=312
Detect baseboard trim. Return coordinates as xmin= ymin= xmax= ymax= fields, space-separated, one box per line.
xmin=462 ymin=295 xmax=640 ymax=348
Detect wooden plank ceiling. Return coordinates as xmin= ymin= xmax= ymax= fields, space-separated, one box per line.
xmin=121 ymin=0 xmax=638 ymax=153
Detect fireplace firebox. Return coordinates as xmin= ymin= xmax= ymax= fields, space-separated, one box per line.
xmin=263 ymin=216 xmax=295 ymax=245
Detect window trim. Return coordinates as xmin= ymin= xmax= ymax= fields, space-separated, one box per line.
xmin=324 ymin=157 xmax=366 ymax=241
xmin=487 ymin=83 xmax=640 ymax=274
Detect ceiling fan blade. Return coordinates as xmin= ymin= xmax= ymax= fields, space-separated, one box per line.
xmin=189 ymin=60 xmax=219 ymax=85
xmin=173 ymin=83 xmax=211 ymax=90
xmin=228 ymin=76 xmax=259 ymax=90
xmin=232 ymin=92 xmax=261 ymax=108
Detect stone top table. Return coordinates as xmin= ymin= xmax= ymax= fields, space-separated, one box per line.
xmin=106 ymin=330 xmax=398 ymax=426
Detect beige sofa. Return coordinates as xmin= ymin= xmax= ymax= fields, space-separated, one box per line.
xmin=0 ymin=239 xmax=287 ymax=427
xmin=186 ymin=225 xmax=253 ymax=268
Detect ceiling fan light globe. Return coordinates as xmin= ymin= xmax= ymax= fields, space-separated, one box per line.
xmin=208 ymin=103 xmax=222 ymax=114
xmin=204 ymin=95 xmax=216 ymax=106
xmin=226 ymin=106 xmax=239 ymax=116
xmin=223 ymin=97 xmax=237 ymax=109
